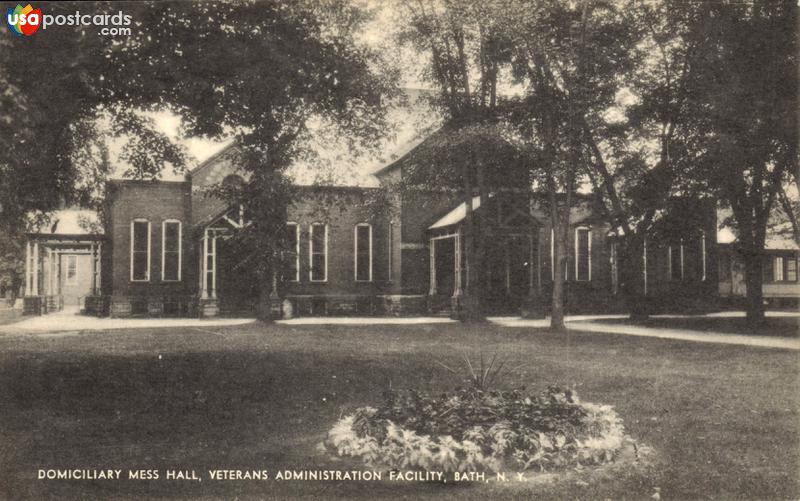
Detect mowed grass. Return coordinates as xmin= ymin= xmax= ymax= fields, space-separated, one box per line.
xmin=0 ymin=321 xmax=797 ymax=500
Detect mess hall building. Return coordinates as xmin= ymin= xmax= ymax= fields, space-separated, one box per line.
xmin=21 ymin=135 xmax=721 ymax=318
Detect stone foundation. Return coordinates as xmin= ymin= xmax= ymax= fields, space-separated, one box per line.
xmin=197 ymin=298 xmax=219 ymax=318
xmin=22 ymin=296 xmax=43 ymax=316
xmin=379 ymin=295 xmax=428 ymax=316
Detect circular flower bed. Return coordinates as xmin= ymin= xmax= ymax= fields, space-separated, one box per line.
xmin=326 ymin=386 xmax=638 ymax=473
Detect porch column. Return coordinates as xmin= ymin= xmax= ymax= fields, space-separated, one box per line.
xmin=24 ymin=241 xmax=31 ymax=296
xmin=90 ymin=243 xmax=96 ymax=295
xmin=56 ymin=251 xmax=62 ymax=295
xmin=453 ymin=232 xmax=463 ymax=298
xmin=96 ymin=243 xmax=102 ymax=294
xmin=32 ymin=241 xmax=39 ymax=296
xmin=47 ymin=248 xmax=54 ymax=295
xmin=210 ymin=232 xmax=217 ymax=299
xmin=428 ymin=238 xmax=436 ymax=295
xmin=201 ymin=231 xmax=209 ymax=299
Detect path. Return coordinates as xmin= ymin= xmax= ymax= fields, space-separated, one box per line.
xmin=489 ymin=313 xmax=800 ymax=350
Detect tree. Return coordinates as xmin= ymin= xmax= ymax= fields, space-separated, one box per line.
xmin=0 ymin=1 xmax=397 ymax=317
xmin=687 ymin=0 xmax=797 ymax=324
xmin=497 ymin=0 xmax=638 ymax=328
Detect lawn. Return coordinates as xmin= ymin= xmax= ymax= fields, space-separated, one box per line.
xmin=0 ymin=321 xmax=797 ymax=500
xmin=593 ymin=315 xmax=800 ymax=338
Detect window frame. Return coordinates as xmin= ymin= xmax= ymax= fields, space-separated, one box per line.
xmin=387 ymin=222 xmax=394 ymax=283
xmin=774 ymin=256 xmax=785 ymax=282
xmin=130 ymin=219 xmax=151 ymax=282
xmin=354 ymin=223 xmax=373 ymax=282
xmin=574 ymin=226 xmax=592 ymax=282
xmin=786 ymin=256 xmax=798 ymax=282
xmin=668 ymin=242 xmax=685 ymax=282
xmin=285 ymin=222 xmax=300 ymax=282
xmin=161 ymin=219 xmax=182 ymax=282
xmin=700 ymin=231 xmax=707 ymax=281
xmin=309 ymin=223 xmax=328 ymax=282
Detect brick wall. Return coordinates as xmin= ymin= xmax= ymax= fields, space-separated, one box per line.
xmin=105 ymin=180 xmax=194 ymax=300
xmin=283 ymin=187 xmax=391 ymax=298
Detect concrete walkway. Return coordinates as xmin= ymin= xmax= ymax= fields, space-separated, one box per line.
xmin=0 ymin=309 xmax=255 ymax=334
xmin=489 ymin=313 xmax=800 ymax=350
xmin=277 ymin=316 xmax=456 ymax=326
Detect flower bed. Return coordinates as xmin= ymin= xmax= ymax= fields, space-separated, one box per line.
xmin=326 ymin=386 xmax=637 ymax=473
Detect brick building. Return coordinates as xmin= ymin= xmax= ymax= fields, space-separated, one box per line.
xmin=22 ymin=138 xmax=721 ymax=318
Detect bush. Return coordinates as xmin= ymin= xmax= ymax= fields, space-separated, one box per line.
xmin=326 ymin=386 xmax=633 ymax=473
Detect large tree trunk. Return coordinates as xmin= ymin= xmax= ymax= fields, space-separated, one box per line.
xmin=459 ymin=159 xmax=483 ymax=322
xmin=549 ymin=194 xmax=567 ymax=331
xmin=620 ymin=234 xmax=649 ymax=320
xmin=741 ymin=248 xmax=766 ymax=326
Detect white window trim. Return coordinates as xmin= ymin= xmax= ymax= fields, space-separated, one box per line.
xmin=701 ymin=231 xmax=707 ymax=281
xmin=574 ymin=226 xmax=592 ymax=281
xmin=668 ymin=243 xmax=685 ymax=281
xmin=65 ymin=255 xmax=78 ymax=286
xmin=161 ymin=219 xmax=182 ymax=282
xmin=354 ymin=223 xmax=373 ymax=282
xmin=388 ymin=222 xmax=394 ymax=283
xmin=130 ymin=219 xmax=151 ymax=282
xmin=774 ymin=256 xmax=784 ymax=282
xmin=309 ymin=223 xmax=328 ymax=282
xmin=286 ymin=222 xmax=300 ymax=282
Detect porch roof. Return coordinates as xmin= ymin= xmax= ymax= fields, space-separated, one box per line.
xmin=27 ymin=209 xmax=103 ymax=237
xmin=428 ymin=196 xmax=481 ymax=230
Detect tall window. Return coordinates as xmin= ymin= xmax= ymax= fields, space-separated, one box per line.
xmin=774 ymin=256 xmax=785 ymax=282
xmin=354 ymin=223 xmax=372 ymax=282
xmin=575 ymin=227 xmax=591 ymax=281
xmin=668 ymin=243 xmax=684 ymax=281
xmin=162 ymin=220 xmax=182 ymax=281
xmin=285 ymin=223 xmax=299 ymax=282
xmin=131 ymin=219 xmax=150 ymax=281
xmin=66 ymin=255 xmax=77 ymax=285
xmin=388 ymin=222 xmax=394 ymax=282
xmin=700 ymin=231 xmax=707 ymax=281
xmin=309 ymin=223 xmax=327 ymax=282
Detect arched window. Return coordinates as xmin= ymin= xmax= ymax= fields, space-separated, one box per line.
xmin=161 ymin=219 xmax=182 ymax=281
xmin=285 ymin=222 xmax=300 ymax=282
xmin=354 ymin=223 xmax=372 ymax=282
xmin=130 ymin=219 xmax=151 ymax=281
xmin=574 ymin=226 xmax=591 ymax=281
xmin=668 ymin=241 xmax=684 ymax=281
xmin=309 ymin=223 xmax=328 ymax=282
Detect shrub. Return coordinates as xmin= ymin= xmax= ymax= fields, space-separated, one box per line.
xmin=326 ymin=386 xmax=632 ymax=473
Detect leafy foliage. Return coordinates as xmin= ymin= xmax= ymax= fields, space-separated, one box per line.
xmin=327 ymin=386 xmax=634 ymax=472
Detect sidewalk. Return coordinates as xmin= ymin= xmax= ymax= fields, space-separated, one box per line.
xmin=489 ymin=313 xmax=800 ymax=350
xmin=0 ymin=309 xmax=255 ymax=334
